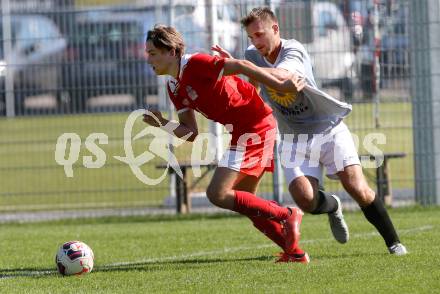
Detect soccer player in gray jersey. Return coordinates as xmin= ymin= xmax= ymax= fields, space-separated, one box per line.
xmin=212 ymin=7 xmax=406 ymax=256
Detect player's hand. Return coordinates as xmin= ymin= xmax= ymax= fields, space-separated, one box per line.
xmin=211 ymin=44 xmax=233 ymax=59
xmin=143 ymin=109 xmax=163 ymax=127
xmin=291 ymin=73 xmax=306 ymax=92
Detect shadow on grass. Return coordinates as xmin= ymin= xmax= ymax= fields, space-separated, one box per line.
xmin=0 ymin=255 xmax=273 ymax=279
xmin=97 ymin=255 xmax=273 ymax=273
xmin=1 ymin=249 xmax=392 ymax=279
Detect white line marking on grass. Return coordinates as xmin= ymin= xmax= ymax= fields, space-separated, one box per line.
xmin=103 ymin=225 xmax=434 ymax=269
xmin=0 ymin=225 xmax=433 ymax=279
xmin=0 ymin=270 xmax=57 ymax=280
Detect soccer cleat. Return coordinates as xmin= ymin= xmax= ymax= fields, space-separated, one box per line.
xmin=276 ymin=251 xmax=310 ymax=264
xmin=388 ymin=243 xmax=408 ymax=256
xmin=328 ymin=194 xmax=349 ymax=244
xmin=281 ymin=207 xmax=303 ymax=254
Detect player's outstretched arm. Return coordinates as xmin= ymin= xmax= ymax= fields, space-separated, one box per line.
xmin=211 ymin=45 xmax=302 ymax=92
xmin=143 ymin=109 xmax=198 ymax=142
xmin=223 ymin=58 xmax=304 ymax=93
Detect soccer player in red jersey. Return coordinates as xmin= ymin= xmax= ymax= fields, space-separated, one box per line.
xmin=143 ymin=25 xmax=308 ymax=263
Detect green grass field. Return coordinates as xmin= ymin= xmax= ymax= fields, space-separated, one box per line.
xmin=0 ymin=206 xmax=439 ymax=293
xmin=0 ymin=102 xmax=414 ymax=212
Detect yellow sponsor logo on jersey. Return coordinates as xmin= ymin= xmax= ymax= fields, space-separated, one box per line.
xmin=267 ymin=87 xmax=298 ymax=107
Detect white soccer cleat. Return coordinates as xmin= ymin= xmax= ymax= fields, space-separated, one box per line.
xmin=328 ymin=194 xmax=349 ymax=244
xmin=388 ymin=243 xmax=408 ymax=256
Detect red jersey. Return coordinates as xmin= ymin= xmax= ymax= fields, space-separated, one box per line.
xmin=167 ymin=53 xmax=272 ymax=129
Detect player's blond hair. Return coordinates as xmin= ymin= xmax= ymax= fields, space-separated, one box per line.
xmin=240 ymin=7 xmax=278 ymax=27
xmin=146 ymin=25 xmax=185 ymax=57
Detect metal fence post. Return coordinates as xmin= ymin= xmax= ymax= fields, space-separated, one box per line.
xmin=2 ymin=0 xmax=15 ymax=117
xmin=410 ymin=0 xmax=440 ymax=205
xmin=272 ymin=138 xmax=283 ymax=204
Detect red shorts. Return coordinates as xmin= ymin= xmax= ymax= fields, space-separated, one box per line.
xmin=218 ymin=114 xmax=277 ymax=177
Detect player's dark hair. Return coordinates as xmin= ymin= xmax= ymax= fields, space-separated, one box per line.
xmin=146 ymin=25 xmax=185 ymax=57
xmin=241 ymin=7 xmax=278 ymax=27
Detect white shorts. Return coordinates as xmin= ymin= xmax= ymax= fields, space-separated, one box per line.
xmin=278 ymin=122 xmax=360 ymax=185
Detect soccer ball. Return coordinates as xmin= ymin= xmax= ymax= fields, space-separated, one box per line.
xmin=55 ymin=241 xmax=94 ymax=276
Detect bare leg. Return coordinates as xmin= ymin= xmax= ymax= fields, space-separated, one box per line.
xmin=288 ymin=175 xmax=320 ymax=212
xmin=206 ymin=167 xmax=290 ymax=221
xmin=338 ymin=165 xmax=402 ymax=249
xmin=289 ymin=175 xmax=348 ymax=243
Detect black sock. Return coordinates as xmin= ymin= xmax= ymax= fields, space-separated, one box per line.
xmin=310 ymin=190 xmax=338 ymax=215
xmin=361 ymin=195 xmax=400 ymax=247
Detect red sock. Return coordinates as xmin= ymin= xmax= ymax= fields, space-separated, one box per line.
xmin=233 ymin=190 xmax=290 ymax=222
xmin=249 ymin=215 xmax=285 ymax=250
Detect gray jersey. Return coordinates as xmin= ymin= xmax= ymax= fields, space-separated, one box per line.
xmin=245 ymin=39 xmax=352 ymax=138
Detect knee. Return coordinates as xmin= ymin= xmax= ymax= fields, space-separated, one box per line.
xmin=347 ymin=185 xmax=375 ymax=207
xmin=289 ymin=181 xmax=315 ymax=213
xmin=340 ymin=166 xmax=376 ymax=206
xmin=206 ymin=184 xmax=230 ymax=208
xmin=295 ymin=197 xmax=315 ymax=213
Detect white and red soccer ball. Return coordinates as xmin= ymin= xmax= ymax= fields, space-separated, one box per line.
xmin=55 ymin=241 xmax=94 ymax=276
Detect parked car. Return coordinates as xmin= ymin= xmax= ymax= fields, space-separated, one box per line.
xmin=61 ymin=9 xmax=158 ymax=112
xmin=61 ymin=3 xmax=241 ymax=113
xmin=0 ymin=15 xmax=66 ymax=115
xmin=136 ymin=0 xmax=241 ymax=56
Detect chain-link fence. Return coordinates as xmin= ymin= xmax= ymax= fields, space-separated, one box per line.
xmin=0 ymin=0 xmax=426 ymax=214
